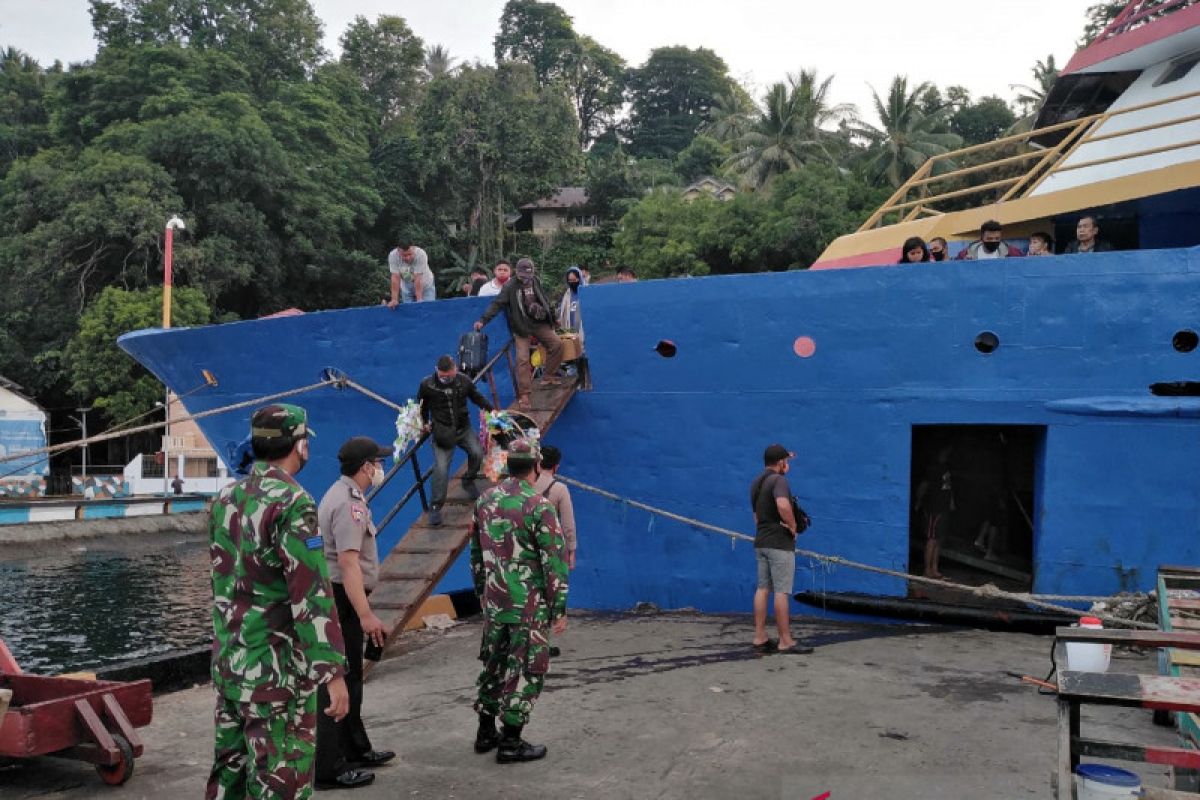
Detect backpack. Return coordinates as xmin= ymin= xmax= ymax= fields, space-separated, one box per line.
xmin=458 ymin=331 xmax=488 ymax=375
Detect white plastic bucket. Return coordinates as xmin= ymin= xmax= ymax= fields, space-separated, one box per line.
xmin=1076 ymin=763 xmax=1141 ymax=798
xmin=1065 ymin=616 xmax=1111 ymax=673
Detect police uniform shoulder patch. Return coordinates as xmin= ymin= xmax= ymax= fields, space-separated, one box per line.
xmin=350 ymin=504 xmax=366 ymax=524
xmin=348 ymin=485 xmax=363 ymax=500
xmin=305 ymin=535 xmax=324 ymax=550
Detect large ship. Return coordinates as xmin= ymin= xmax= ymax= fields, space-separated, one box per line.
xmin=120 ymin=0 xmax=1200 ymax=614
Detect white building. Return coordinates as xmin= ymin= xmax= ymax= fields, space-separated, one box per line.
xmin=0 ymin=376 xmax=49 ymax=498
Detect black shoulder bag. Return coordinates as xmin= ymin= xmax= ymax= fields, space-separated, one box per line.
xmin=754 ymin=472 xmax=810 ymax=535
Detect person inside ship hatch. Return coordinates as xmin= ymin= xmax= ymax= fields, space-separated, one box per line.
xmin=914 ymin=445 xmax=955 ymax=580
xmin=1028 ymin=231 xmax=1055 ymax=256
xmin=1064 ymin=215 xmax=1113 ymax=254
xmin=957 ymin=220 xmax=1024 ymax=260
xmin=928 ymin=237 xmax=949 ymax=262
xmin=474 ymin=258 xmax=564 ymax=411
xmin=898 ymin=236 xmax=931 ymax=264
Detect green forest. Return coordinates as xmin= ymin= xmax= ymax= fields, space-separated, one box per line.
xmin=0 ymin=0 xmax=1122 ymax=430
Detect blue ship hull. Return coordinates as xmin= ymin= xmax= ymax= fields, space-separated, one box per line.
xmin=119 ymin=247 xmax=1200 ymax=612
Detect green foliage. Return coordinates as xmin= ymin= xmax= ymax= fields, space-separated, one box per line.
xmin=724 ymin=70 xmax=855 ymax=189
xmin=625 ymin=46 xmax=734 ymax=159
xmin=674 ymin=135 xmax=728 ymax=183
xmin=854 ymin=76 xmax=962 ymax=188
xmin=567 ymin=36 xmax=625 ymax=147
xmin=613 ymin=166 xmax=885 ymax=279
xmin=413 ymin=62 xmax=579 ymax=264
xmin=0 ymin=146 xmax=185 ymax=398
xmin=89 ymin=0 xmax=325 ymax=90
xmin=950 ymin=96 xmax=1016 ymax=147
xmin=65 ymin=286 xmax=210 ymax=424
xmin=1080 ymin=2 xmax=1126 ymax=46
xmin=339 ymin=15 xmax=425 ymax=124
xmin=494 ymin=0 xmax=577 ymax=86
xmin=0 ymin=49 xmax=58 ymax=175
xmin=585 ymin=144 xmax=637 ymax=218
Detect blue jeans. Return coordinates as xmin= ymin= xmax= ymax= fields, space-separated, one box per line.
xmin=430 ymin=427 xmax=484 ymax=507
xmin=401 ymin=280 xmax=437 ymax=303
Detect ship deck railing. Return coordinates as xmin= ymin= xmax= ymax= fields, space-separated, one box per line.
xmin=859 ymin=85 xmax=1200 ymax=232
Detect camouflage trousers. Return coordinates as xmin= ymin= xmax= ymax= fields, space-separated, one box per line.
xmin=474 ymin=620 xmax=550 ymax=727
xmin=205 ymin=689 xmax=318 ymax=800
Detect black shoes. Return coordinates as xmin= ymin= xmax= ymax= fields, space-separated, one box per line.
xmin=349 ymin=750 xmax=395 ymax=768
xmin=495 ymin=724 xmax=547 ymax=764
xmin=428 ymin=506 xmax=443 ymax=526
xmin=474 ymin=713 xmax=500 ymax=754
xmin=315 ymin=769 xmax=375 ymax=790
xmin=548 ymin=646 xmax=561 ymax=658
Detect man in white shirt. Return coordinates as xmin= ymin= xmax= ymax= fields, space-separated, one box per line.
xmin=477 ymin=260 xmax=512 ymax=298
xmin=387 ymin=242 xmax=436 ymax=306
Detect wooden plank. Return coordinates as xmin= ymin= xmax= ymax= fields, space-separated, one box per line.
xmin=1058 ymin=698 xmax=1077 ymax=800
xmin=1170 ymin=650 xmax=1200 ymax=667
xmin=1057 ymin=628 xmax=1200 ymax=650
xmin=1171 ymin=599 xmax=1200 ymax=612
xmin=1171 ymin=617 xmax=1200 ymax=631
xmin=1058 ymin=671 xmax=1200 ymax=713
xmin=1161 ymin=565 xmax=1200 ymax=577
xmin=1142 ymin=788 xmax=1200 ymax=799
xmin=1074 ymin=736 xmax=1200 ymax=769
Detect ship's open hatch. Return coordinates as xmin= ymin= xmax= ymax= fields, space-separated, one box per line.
xmin=909 ymin=425 xmax=1043 ymax=597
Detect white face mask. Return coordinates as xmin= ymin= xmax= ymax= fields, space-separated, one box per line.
xmin=370 ymin=462 xmax=385 ymax=488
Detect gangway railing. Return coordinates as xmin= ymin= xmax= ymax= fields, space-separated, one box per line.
xmin=858 ymin=86 xmax=1200 ymax=231
xmin=359 ymin=338 xmax=520 ymax=538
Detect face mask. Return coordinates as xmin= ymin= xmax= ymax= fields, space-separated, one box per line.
xmin=370 ymin=463 xmax=385 ymax=488
xmin=496 ymin=274 xmax=509 ymax=285
xmin=295 ymin=439 xmax=309 ymax=473
xmin=437 ymin=374 xmax=454 ymax=385
xmin=930 ymin=251 xmax=945 ymax=261
xmin=982 ymin=240 xmax=1000 ymax=254
xmin=568 ymin=280 xmax=580 ymax=294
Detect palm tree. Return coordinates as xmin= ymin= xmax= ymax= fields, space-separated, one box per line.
xmin=703 ymin=89 xmax=755 ymax=144
xmin=424 ymin=44 xmax=457 ymax=80
xmin=855 ymin=76 xmax=963 ymax=189
xmin=723 ymin=70 xmax=856 ymax=190
xmin=1009 ymin=55 xmax=1059 ymax=132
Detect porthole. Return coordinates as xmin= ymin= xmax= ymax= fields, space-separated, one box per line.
xmin=975 ymin=332 xmax=999 ymax=354
xmin=1172 ymin=329 xmax=1198 ymax=353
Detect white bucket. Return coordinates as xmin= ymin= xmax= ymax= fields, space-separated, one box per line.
xmin=1076 ymin=764 xmax=1141 ymax=798
xmin=1065 ymin=617 xmax=1111 ymax=673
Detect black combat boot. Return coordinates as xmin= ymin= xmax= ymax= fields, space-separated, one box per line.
xmin=474 ymin=713 xmax=499 ymax=754
xmin=495 ymin=723 xmax=547 ymax=763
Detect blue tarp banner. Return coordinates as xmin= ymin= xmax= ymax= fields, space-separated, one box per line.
xmin=0 ymin=417 xmax=49 ymax=476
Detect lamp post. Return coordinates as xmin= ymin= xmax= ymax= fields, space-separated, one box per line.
xmin=162 ymin=215 xmax=185 ymax=329
xmin=67 ymin=408 xmax=90 ymax=479
xmin=162 ymin=216 xmax=184 ymax=497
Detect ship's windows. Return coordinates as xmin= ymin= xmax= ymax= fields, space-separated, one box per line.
xmin=1173 ymin=329 xmax=1199 ymax=353
xmin=653 ymin=340 xmax=677 ymax=358
xmin=1155 ymin=53 xmax=1200 ymax=87
xmin=974 ymin=332 xmax=1000 ymax=354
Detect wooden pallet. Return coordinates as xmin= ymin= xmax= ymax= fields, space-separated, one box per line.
xmin=1159 ymin=567 xmax=1200 ymax=751
xmin=367 ymin=380 xmax=578 ymax=667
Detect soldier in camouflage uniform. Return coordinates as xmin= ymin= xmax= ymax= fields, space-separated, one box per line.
xmin=206 ymin=403 xmax=350 ymax=800
xmin=470 ymin=437 xmax=569 ymax=763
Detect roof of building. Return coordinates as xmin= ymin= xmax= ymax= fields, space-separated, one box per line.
xmin=521 ymin=187 xmax=590 ymax=210
xmin=683 ymin=176 xmax=737 ymax=194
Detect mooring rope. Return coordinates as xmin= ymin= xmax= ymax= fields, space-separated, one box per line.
xmin=555 ymin=474 xmax=1156 ymax=630
xmin=338 ymin=378 xmax=408 ymax=413
xmin=0 ymin=379 xmax=338 ymax=466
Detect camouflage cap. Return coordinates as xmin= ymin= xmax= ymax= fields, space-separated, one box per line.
xmin=250 ymin=403 xmax=315 ymax=440
xmin=506 ymin=436 xmax=540 ymax=463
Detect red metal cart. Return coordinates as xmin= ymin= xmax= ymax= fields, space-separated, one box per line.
xmin=0 ymin=638 xmax=153 ymax=786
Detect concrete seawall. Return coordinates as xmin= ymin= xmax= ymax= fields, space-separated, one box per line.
xmin=0 ymin=510 xmax=206 ymax=545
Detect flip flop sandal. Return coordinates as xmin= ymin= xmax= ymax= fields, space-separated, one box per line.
xmin=752 ymin=640 xmax=778 ymax=653
xmin=775 ymin=644 xmax=815 ymax=655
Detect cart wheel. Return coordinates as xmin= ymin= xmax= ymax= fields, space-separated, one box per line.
xmin=95 ymin=734 xmax=135 ymax=786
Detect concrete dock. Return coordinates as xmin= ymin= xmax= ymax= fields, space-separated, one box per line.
xmin=0 ymin=611 xmax=1181 ymax=799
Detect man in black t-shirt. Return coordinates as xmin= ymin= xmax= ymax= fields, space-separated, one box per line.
xmin=748 ymin=444 xmax=812 ymax=655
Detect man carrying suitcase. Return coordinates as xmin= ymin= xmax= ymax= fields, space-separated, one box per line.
xmin=417 ymin=355 xmax=494 ymax=526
